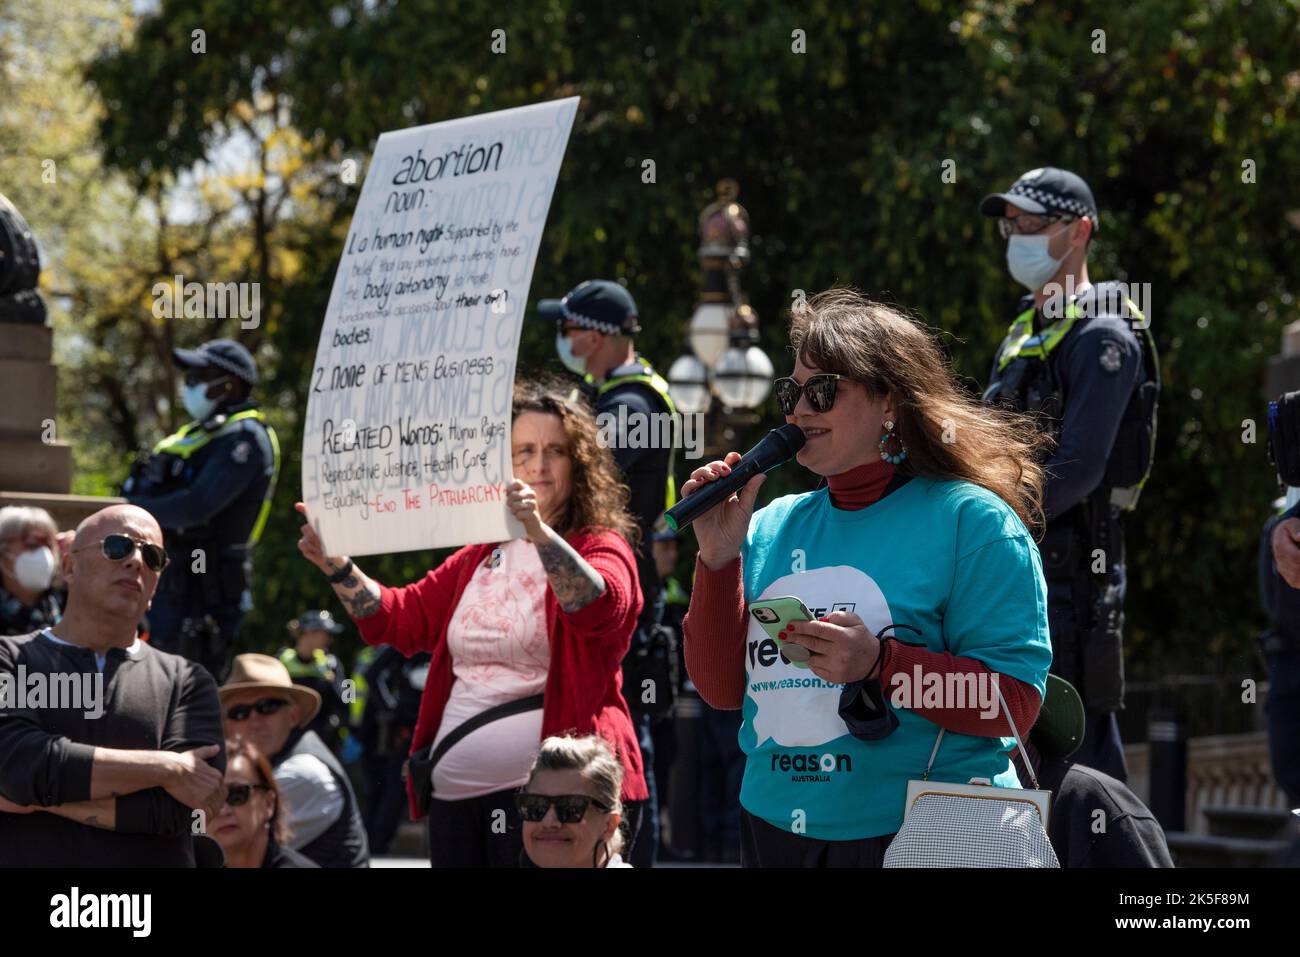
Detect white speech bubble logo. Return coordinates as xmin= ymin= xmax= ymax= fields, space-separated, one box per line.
xmin=747 ymin=566 xmax=893 ymax=748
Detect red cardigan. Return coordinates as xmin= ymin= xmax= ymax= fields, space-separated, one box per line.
xmin=355 ymin=528 xmax=648 ymax=818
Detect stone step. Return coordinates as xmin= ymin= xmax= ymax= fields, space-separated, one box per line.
xmin=0 ymin=437 xmax=72 ymax=493
xmin=0 ymin=491 xmax=126 ymax=529
xmin=1165 ymin=832 xmax=1291 ymax=868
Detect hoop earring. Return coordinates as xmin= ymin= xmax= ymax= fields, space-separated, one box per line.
xmin=592 ymin=839 xmax=610 ymax=869
xmin=878 ymin=420 xmax=907 ymax=465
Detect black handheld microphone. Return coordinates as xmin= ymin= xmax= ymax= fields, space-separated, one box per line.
xmin=664 ymin=424 xmax=806 ymax=531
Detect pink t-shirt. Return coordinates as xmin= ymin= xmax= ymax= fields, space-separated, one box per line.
xmin=430 ymin=539 xmax=550 ymax=800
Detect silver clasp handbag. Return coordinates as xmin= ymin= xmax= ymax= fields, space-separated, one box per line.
xmin=883 ymin=681 xmax=1059 ymax=868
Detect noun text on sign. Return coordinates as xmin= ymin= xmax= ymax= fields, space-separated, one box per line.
xmin=301 ymin=97 xmax=579 ymax=557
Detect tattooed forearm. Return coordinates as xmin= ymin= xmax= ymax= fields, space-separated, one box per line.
xmin=534 ymin=530 xmax=606 ymax=613
xmin=326 ymin=560 xmax=384 ymax=620
xmin=43 ymin=798 xmax=117 ymax=831
xmin=342 ymin=587 xmax=382 ymax=619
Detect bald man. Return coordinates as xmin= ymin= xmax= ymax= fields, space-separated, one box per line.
xmin=0 ymin=504 xmax=227 ymax=866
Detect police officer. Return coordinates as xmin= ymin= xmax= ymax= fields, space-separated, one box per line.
xmin=123 ymin=338 xmax=279 ymax=682
xmin=277 ymin=610 xmax=350 ymax=756
xmin=537 ymin=278 xmax=677 ymax=866
xmin=980 ymin=168 xmax=1160 ymax=783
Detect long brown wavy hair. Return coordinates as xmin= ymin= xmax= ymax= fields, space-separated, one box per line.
xmin=512 ymin=377 xmax=640 ymax=549
xmin=788 ymin=288 xmax=1050 ymax=534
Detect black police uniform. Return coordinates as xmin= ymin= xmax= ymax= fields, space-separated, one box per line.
xmin=124 ymin=399 xmax=277 ymax=682
xmin=984 ymin=281 xmax=1155 ymax=782
xmin=587 ymin=360 xmax=674 ymax=618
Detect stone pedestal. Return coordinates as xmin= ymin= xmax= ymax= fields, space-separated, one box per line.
xmin=0 ymin=323 xmax=123 ymax=526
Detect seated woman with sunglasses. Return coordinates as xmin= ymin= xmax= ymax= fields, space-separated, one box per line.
xmin=682 ymin=288 xmax=1054 ymax=868
xmin=218 ymin=653 xmax=370 ymax=868
xmin=211 ymin=738 xmax=317 ymax=868
xmin=519 ymin=735 xmax=631 ymax=868
xmin=295 ymin=379 xmax=647 ymax=868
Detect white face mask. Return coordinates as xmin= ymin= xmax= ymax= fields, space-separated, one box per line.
xmin=181 ymin=381 xmax=219 ymax=421
xmin=12 ymin=546 xmax=56 ymax=592
xmin=1006 ymin=233 xmax=1067 ymax=291
xmin=556 ymin=332 xmax=588 ymax=377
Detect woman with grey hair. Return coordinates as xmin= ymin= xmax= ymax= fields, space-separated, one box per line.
xmin=0 ymin=505 xmax=65 ymax=636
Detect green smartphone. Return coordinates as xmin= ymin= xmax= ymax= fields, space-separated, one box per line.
xmin=748 ymin=596 xmax=815 ymax=669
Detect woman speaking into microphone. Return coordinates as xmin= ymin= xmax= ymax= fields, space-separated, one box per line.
xmin=682 ymin=288 xmax=1054 ymax=868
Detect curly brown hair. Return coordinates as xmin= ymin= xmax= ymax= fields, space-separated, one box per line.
xmin=512 ymin=377 xmax=640 ymax=549
xmin=789 ymin=288 xmax=1051 ymax=534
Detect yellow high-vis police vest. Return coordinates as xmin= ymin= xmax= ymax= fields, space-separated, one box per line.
xmin=993 ymin=297 xmax=1157 ymax=510
xmin=153 ymin=408 xmax=281 ymax=545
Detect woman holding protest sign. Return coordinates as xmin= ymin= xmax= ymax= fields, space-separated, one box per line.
xmin=682 ymin=288 xmax=1054 ymax=867
xmin=295 ymin=379 xmax=647 ymax=867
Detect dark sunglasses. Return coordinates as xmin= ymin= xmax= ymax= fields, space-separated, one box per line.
xmin=224 ymin=783 xmax=272 ymax=807
xmin=225 ymin=697 xmax=291 ymax=722
xmin=71 ymin=534 xmax=169 ymax=572
xmin=515 ymin=792 xmax=611 ymax=824
xmin=773 ymin=374 xmax=848 ymax=416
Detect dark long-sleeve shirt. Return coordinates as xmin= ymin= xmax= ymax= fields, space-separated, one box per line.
xmin=0 ymin=630 xmax=225 ymax=867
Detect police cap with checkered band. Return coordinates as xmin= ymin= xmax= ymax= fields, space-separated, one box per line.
xmin=537 ymin=279 xmax=641 ymax=335
xmin=173 ymin=338 xmax=258 ymax=386
xmin=980 ymin=166 xmax=1100 ymax=232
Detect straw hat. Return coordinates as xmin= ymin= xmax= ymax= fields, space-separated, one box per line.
xmin=219 ymin=653 xmax=321 ymax=729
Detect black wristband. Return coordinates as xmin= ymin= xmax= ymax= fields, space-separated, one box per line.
xmin=327 ymin=559 xmax=354 ymax=584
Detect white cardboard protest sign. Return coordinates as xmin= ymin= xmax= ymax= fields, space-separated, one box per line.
xmin=301 ymin=97 xmax=579 ymax=556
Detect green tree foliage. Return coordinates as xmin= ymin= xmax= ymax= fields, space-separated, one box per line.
xmin=63 ymin=0 xmax=1300 ymax=683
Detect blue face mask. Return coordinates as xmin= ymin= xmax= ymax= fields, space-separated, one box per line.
xmin=1006 ymin=233 xmax=1067 ymax=291
xmin=556 ymin=332 xmax=587 ymax=376
xmin=181 ymin=381 xmax=219 ymax=421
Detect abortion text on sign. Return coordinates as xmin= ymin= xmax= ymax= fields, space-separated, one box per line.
xmin=302 ymin=97 xmax=579 ymax=556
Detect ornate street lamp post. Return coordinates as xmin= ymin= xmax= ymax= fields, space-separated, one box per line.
xmin=667 ymin=180 xmax=773 ymax=457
